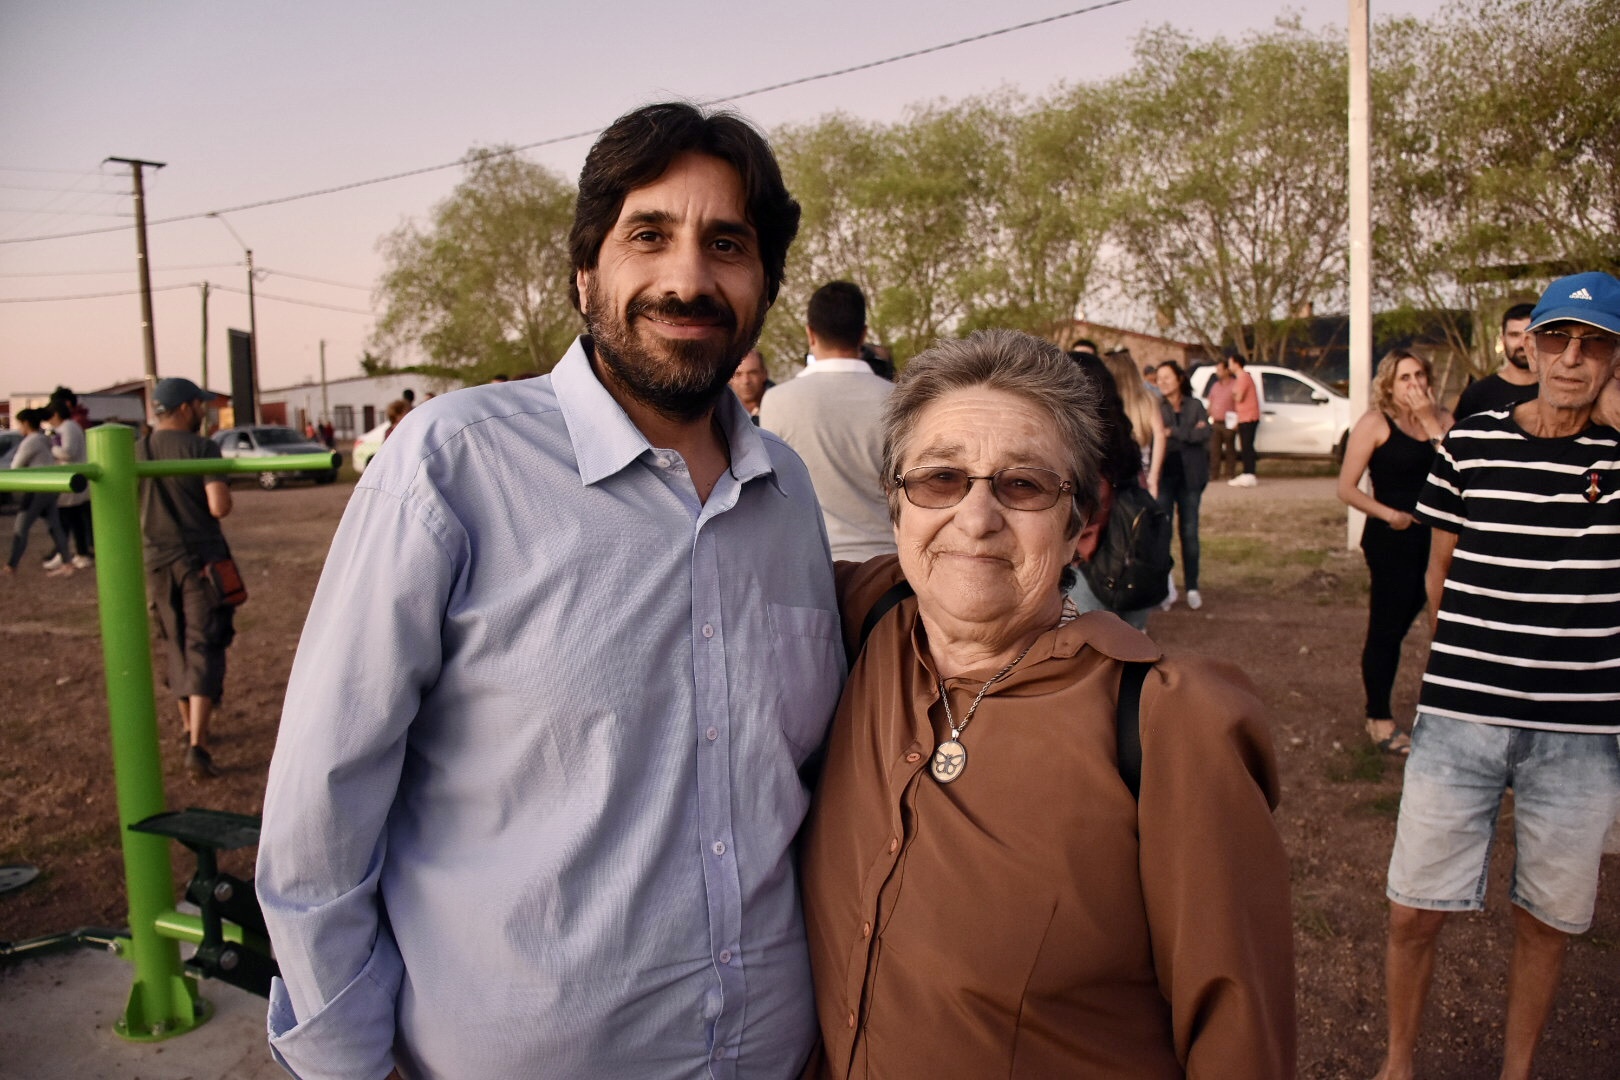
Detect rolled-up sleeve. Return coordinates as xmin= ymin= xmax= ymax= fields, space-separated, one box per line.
xmin=256 ymin=483 xmax=458 ymax=1079
xmin=1137 ymin=657 xmax=1297 ymax=1079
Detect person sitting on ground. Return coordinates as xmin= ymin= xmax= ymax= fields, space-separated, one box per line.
xmin=801 ymin=329 xmax=1295 ymax=1079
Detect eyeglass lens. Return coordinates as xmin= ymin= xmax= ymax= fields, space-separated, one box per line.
xmin=1533 ymin=329 xmax=1619 ymax=362
xmin=900 ymin=467 xmax=1068 ymax=510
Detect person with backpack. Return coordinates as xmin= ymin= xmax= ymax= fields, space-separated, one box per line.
xmin=798 ymin=331 xmax=1295 ymax=1079
xmin=1065 ymin=350 xmax=1173 ymax=628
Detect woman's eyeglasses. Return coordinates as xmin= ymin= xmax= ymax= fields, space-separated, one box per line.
xmin=1532 ymin=329 xmax=1620 ymax=363
xmin=894 ymin=467 xmax=1073 ymax=511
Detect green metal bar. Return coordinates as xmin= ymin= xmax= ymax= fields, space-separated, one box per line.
xmin=0 ymin=465 xmax=94 ymax=494
xmin=152 ymin=910 xmax=270 ymax=956
xmin=137 ymin=451 xmax=338 ymax=478
xmin=85 ymin=424 xmax=208 ymax=1042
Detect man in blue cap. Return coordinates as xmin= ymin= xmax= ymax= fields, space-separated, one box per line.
xmin=1372 ymin=271 xmax=1620 ymax=1080
xmin=138 ymin=376 xmax=235 ymax=780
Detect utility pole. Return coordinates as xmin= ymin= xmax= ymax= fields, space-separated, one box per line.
xmin=199 ymin=281 xmax=210 ymax=389
xmin=1347 ymin=0 xmax=1372 ymax=549
xmin=105 ymin=157 xmax=166 ymax=419
xmin=319 ymin=339 xmax=329 ymax=425
xmin=209 ymin=213 xmax=260 ymax=424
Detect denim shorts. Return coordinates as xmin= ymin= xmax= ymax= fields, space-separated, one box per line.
xmin=1386 ymin=711 xmax=1620 ymax=934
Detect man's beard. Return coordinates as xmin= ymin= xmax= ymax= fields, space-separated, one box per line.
xmin=1506 ymin=345 xmax=1530 ymax=371
xmin=586 ymin=278 xmax=763 ymax=423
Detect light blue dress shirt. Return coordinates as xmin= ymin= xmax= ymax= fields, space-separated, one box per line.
xmin=256 ymin=338 xmax=844 ymax=1080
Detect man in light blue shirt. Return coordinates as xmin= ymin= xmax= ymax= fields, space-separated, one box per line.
xmin=256 ymin=102 xmax=844 ymax=1080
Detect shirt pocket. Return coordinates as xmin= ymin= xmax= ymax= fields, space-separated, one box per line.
xmin=767 ymin=602 xmax=844 ymax=757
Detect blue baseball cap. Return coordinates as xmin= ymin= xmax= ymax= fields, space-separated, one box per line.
xmin=152 ymin=377 xmax=211 ymax=414
xmin=1528 ymin=271 xmax=1620 ymax=335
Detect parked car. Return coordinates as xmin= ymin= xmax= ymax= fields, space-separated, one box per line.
xmin=351 ymin=420 xmax=391 ymax=474
xmin=1188 ymin=363 xmax=1352 ymax=461
xmin=211 ymin=426 xmax=339 ymax=489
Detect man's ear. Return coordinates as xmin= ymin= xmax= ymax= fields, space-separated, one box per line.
xmin=576 ymin=269 xmax=592 ymax=317
xmin=1074 ymin=514 xmax=1104 ymax=563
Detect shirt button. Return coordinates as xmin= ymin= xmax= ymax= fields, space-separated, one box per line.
xmin=706 ymin=726 xmax=719 ymax=742
xmin=719 ymin=949 xmax=733 ymax=964
xmin=888 ymin=837 xmax=898 ymax=853
xmin=713 ymin=1046 xmax=725 ymax=1061
xmin=861 ymin=921 xmax=871 ymax=938
xmin=655 ymin=455 xmax=673 ymax=469
xmin=712 ymin=841 xmax=726 ymax=856
xmin=904 ymin=751 xmax=922 ymax=763
xmin=701 ymin=623 xmax=715 ymax=639
xmin=847 ymin=1011 xmax=856 ymax=1029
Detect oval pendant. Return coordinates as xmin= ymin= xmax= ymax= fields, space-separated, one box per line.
xmin=931 ymin=739 xmax=967 ymax=784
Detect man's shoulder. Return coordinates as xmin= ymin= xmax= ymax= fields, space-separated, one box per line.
xmin=360 ymin=379 xmax=565 ymax=487
xmin=147 ymin=429 xmax=219 ymax=460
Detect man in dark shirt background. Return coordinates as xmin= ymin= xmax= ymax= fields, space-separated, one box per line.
xmin=138 ymin=377 xmax=235 ymax=779
xmin=1453 ymin=302 xmax=1537 ymax=418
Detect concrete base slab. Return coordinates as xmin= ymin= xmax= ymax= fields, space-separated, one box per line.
xmin=0 ymin=948 xmax=284 ymax=1079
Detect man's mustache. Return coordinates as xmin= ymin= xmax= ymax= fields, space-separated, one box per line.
xmin=627 ymin=294 xmax=736 ymax=329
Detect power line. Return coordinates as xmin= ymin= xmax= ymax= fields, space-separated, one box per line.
xmin=211 ymin=282 xmax=374 ymax=316
xmin=259 ymin=267 xmax=374 ymax=291
xmin=0 ymin=262 xmax=240 ymax=278
xmin=0 ymin=282 xmax=198 ymax=303
xmin=0 ymin=0 xmax=1135 ymax=247
xmin=0 ymin=165 xmax=109 ymax=176
xmin=0 ymin=207 xmax=133 ymax=218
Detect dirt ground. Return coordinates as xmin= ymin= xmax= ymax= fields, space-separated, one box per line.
xmin=1 ymin=472 xmax=1616 ymax=1078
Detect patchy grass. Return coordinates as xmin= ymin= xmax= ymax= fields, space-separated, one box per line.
xmin=1296 ymin=900 xmax=1340 ymax=941
xmin=1326 ymin=741 xmax=1388 ymax=783
xmin=1357 ymin=792 xmax=1403 ymax=818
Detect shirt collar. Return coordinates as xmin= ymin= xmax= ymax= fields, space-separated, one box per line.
xmin=552 ymin=336 xmax=780 ymax=492
xmin=803 ymin=355 xmax=874 ymax=375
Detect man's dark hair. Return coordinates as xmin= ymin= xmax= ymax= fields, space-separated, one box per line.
xmin=568 ymin=102 xmax=801 ymax=312
xmin=49 ymin=399 xmax=73 ymax=422
xmin=808 ymin=281 xmax=867 ymax=352
xmin=1502 ymin=302 xmax=1536 ymax=332
xmin=1071 ymin=338 xmax=1099 ymax=356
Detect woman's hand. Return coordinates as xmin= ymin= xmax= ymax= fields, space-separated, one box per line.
xmin=1386 ymin=510 xmax=1414 ymax=531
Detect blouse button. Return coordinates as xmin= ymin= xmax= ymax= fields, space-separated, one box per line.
xmin=847 ymin=1011 xmax=857 ymax=1029
xmin=888 ymin=837 xmax=899 ymax=853
xmin=861 ymin=921 xmax=872 ymax=938
xmin=904 ymin=751 xmax=921 ymax=763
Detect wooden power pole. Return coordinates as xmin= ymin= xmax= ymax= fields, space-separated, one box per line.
xmin=105 ymin=157 xmax=166 ymax=419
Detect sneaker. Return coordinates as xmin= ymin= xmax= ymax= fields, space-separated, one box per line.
xmin=185 ymin=745 xmax=221 ymax=780
xmin=71 ymin=555 xmax=93 ymax=569
xmin=45 ymin=563 xmax=75 ymax=578
xmin=1160 ymin=579 xmax=1179 ymax=612
xmin=1188 ymin=589 xmax=1203 ymax=610
xmin=42 ymin=554 xmax=64 ymax=571
xmin=1227 ymin=474 xmax=1247 ymax=487
xmin=1241 ymin=473 xmax=1260 ymax=487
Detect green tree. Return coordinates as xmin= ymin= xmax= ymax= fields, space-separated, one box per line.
xmin=1112 ymin=21 xmax=1350 ymax=363
xmin=373 ymin=147 xmax=578 ymax=381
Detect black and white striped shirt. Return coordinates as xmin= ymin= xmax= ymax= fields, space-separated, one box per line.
xmin=1414 ymin=408 xmax=1620 ymax=733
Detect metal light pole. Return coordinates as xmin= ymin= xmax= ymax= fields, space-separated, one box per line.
xmin=208 ymin=213 xmax=259 ymax=424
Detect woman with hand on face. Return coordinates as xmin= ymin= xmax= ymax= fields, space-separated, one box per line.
xmin=1336 ymin=349 xmax=1453 ymax=756
xmin=1154 ymin=360 xmax=1211 ymax=610
xmin=799 ymin=330 xmax=1295 ymax=1080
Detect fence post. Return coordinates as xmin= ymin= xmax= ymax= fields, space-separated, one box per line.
xmin=87 ymin=423 xmax=209 ymax=1039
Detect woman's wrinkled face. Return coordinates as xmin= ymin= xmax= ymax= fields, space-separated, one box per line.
xmin=894 ymin=386 xmax=1080 ymax=649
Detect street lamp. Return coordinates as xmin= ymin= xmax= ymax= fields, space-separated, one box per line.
xmin=209 ymin=212 xmax=260 ymax=421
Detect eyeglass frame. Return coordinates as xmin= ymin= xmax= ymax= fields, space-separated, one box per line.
xmin=891 ymin=465 xmax=1076 ymax=512
xmin=1531 ymin=327 xmax=1620 ymax=364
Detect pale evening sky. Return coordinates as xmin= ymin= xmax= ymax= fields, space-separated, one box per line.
xmin=0 ymin=0 xmax=1451 ymax=397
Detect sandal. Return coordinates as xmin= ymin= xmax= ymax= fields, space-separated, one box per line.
xmin=1366 ymin=719 xmax=1411 ymax=757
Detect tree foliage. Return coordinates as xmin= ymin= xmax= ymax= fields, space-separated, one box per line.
xmin=372 ymin=147 xmax=578 ymax=381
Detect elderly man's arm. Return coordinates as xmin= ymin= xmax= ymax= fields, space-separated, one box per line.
xmin=1137 ymin=658 xmax=1297 ymax=1080
xmin=256 ymin=485 xmax=455 ymax=1080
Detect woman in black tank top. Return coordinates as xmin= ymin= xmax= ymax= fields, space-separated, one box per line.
xmin=1336 ymin=350 xmax=1453 ymax=755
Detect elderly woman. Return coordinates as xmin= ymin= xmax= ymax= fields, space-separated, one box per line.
xmin=800 ymin=330 xmax=1295 ymax=1079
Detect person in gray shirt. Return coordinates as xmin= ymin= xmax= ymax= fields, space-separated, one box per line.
xmin=759 ymin=281 xmax=896 ymax=561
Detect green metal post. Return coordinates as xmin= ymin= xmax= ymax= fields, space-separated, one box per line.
xmin=86 ymin=424 xmax=209 ymax=1040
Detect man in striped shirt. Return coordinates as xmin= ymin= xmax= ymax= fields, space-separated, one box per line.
xmin=1373 ymin=272 xmax=1620 ymax=1080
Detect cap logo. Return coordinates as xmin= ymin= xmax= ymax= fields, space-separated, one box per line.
xmin=1570 ymin=287 xmax=1594 ymax=300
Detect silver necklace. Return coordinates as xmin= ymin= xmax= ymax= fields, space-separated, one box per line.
xmin=930 ymin=636 xmax=1041 ymax=784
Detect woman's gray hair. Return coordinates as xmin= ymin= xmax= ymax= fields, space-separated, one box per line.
xmin=881 ymin=329 xmax=1104 ymax=542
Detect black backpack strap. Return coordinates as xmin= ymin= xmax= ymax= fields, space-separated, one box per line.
xmin=847 ymin=580 xmax=916 ymax=667
xmin=1116 ymin=660 xmax=1152 ymax=800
